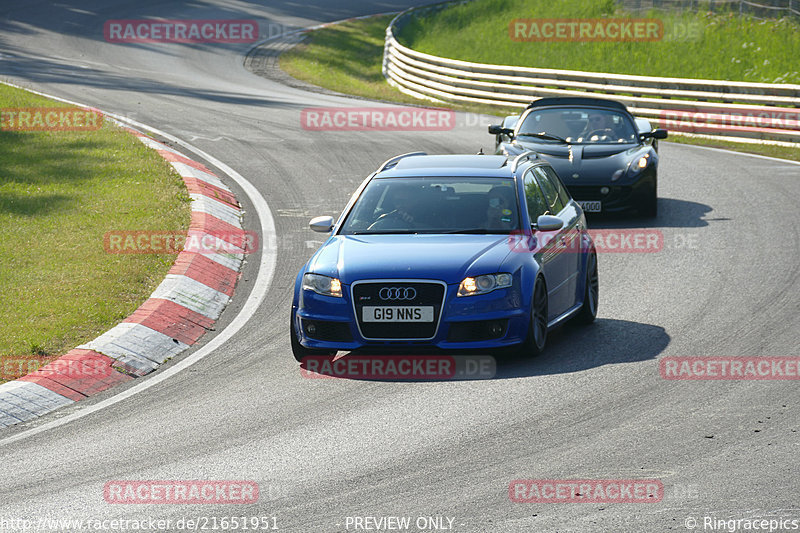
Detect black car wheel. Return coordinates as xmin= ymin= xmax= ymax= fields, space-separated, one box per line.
xmin=513 ymin=276 xmax=548 ymax=357
xmin=290 ymin=311 xmax=336 ymax=362
xmin=576 ymin=252 xmax=599 ymax=324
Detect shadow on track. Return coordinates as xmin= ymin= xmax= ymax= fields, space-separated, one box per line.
xmin=494 ymin=318 xmax=669 ymax=379
xmin=586 ymin=197 xmax=725 ymax=229
xmin=297 ymin=318 xmax=668 ymax=382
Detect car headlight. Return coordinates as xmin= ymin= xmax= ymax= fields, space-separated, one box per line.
xmin=457 ymin=273 xmax=512 ymax=297
xmin=302 ymin=273 xmax=342 ymax=298
xmin=623 ymin=155 xmax=650 ymax=179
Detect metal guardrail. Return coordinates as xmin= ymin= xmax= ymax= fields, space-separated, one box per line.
xmin=382 ymin=4 xmax=800 ymax=144
xmin=621 ymin=0 xmax=800 ymax=20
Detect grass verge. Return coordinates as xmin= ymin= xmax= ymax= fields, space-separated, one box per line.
xmin=0 ymin=83 xmax=191 ymax=381
xmin=399 ymin=0 xmax=800 ymax=84
xmin=278 ymin=9 xmax=800 ymax=162
xmin=279 ymin=15 xmax=515 ymax=117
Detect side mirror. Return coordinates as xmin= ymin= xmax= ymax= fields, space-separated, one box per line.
xmin=488 ymin=124 xmax=514 ymax=136
xmin=309 ymin=215 xmax=334 ymax=233
xmin=533 ymin=215 xmax=563 ymax=232
xmin=641 ymin=128 xmax=668 ymax=140
xmin=635 ymin=117 xmax=653 ymax=135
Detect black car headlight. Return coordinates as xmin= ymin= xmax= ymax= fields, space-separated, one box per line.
xmin=457 ymin=273 xmax=512 ymax=297
xmin=302 ymin=273 xmax=342 ymax=298
xmin=618 ymin=154 xmax=651 ymax=181
xmin=629 ymin=154 xmax=650 ymax=174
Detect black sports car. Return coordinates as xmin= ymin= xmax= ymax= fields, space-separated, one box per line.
xmin=489 ymin=97 xmax=667 ymax=217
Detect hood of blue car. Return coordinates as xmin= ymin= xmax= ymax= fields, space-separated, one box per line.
xmin=513 ymin=141 xmax=644 ymax=184
xmin=308 ymin=234 xmax=514 ymax=285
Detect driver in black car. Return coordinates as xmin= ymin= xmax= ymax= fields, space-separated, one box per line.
xmin=582 ymin=112 xmax=632 ymax=141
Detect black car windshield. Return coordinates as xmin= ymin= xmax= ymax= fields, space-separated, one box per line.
xmin=339 ymin=177 xmax=521 ymax=235
xmin=517 ymin=108 xmax=637 ymax=144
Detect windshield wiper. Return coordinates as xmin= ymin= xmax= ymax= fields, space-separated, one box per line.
xmin=348 ymin=230 xmax=419 ymax=235
xmin=440 ymin=228 xmax=509 ymax=234
xmin=516 ymin=132 xmax=568 ymax=143
xmin=349 ymin=228 xmax=511 ymax=235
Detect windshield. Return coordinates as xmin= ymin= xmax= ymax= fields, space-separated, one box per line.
xmin=339 ymin=177 xmax=521 ymax=235
xmin=517 ymin=108 xmax=637 ymax=144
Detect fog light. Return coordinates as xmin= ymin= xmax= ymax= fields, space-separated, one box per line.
xmin=305 ymin=323 xmax=316 ymax=335
xmin=490 ymin=322 xmax=503 ymax=335
xmin=600 ymin=187 xmax=610 ymax=195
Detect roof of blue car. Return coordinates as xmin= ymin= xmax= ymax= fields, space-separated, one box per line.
xmin=378 ymin=154 xmax=515 ymax=177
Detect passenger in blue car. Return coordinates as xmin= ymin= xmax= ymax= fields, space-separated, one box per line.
xmin=485 ymin=185 xmax=517 ymax=230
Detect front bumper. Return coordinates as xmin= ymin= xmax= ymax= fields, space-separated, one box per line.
xmin=296 ymin=282 xmax=531 ymax=352
xmin=568 ymin=171 xmax=656 ymax=213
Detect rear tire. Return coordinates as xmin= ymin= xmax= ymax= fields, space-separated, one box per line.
xmin=576 ymin=252 xmax=599 ymax=324
xmin=290 ymin=312 xmax=336 ymax=362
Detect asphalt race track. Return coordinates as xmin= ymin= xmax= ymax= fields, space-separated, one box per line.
xmin=1 ymin=1 xmax=798 ymax=532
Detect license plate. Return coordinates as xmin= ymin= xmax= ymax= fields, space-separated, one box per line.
xmin=579 ymin=200 xmax=602 ymax=213
xmin=362 ymin=306 xmax=434 ymax=322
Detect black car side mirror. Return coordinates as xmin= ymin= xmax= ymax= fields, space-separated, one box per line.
xmin=488 ymin=124 xmax=515 ymax=137
xmin=640 ymin=128 xmax=668 ymax=140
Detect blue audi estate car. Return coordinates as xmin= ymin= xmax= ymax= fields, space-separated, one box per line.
xmin=290 ymin=152 xmax=598 ymax=361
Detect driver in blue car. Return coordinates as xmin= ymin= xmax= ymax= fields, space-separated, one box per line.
xmin=368 ymin=184 xmax=418 ymax=230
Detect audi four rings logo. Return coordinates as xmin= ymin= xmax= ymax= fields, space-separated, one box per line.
xmin=379 ymin=287 xmax=417 ymax=300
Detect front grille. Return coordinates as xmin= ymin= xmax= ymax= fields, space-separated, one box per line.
xmin=352 ymin=281 xmax=446 ymax=340
xmin=301 ymin=319 xmax=352 ymax=342
xmin=568 ymin=185 xmax=631 ymax=202
xmin=447 ymin=319 xmax=509 ymax=342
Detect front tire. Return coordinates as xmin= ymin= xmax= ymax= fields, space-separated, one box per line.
xmin=290 ymin=312 xmax=336 ymax=362
xmin=513 ymin=276 xmax=548 ymax=358
xmin=576 ymin=252 xmax=599 ymax=324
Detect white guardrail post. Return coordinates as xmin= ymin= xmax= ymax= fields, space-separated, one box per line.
xmin=383 ymin=4 xmax=800 ymax=145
